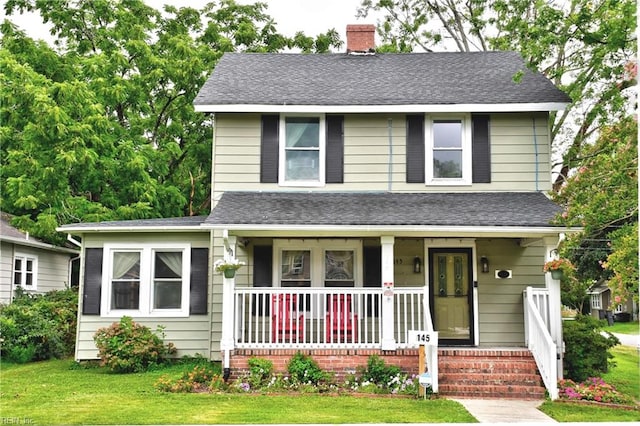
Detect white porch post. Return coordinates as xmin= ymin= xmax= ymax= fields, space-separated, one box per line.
xmin=220 ymin=234 xmax=237 ymax=368
xmin=544 ymin=236 xmax=563 ymax=379
xmin=381 ymin=236 xmax=396 ymax=350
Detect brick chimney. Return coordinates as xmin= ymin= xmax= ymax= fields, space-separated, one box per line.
xmin=346 ymin=24 xmax=376 ymax=53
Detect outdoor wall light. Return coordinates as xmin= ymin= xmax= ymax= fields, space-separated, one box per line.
xmin=413 ymin=256 xmax=422 ymax=274
xmin=480 ymin=256 xmax=489 ymax=273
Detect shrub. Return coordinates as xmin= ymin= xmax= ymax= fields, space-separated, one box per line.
xmin=287 ymin=352 xmax=331 ymax=385
xmin=563 ymin=314 xmax=620 ymax=381
xmin=0 ymin=288 xmax=78 ymax=363
xmin=93 ymin=316 xmax=176 ymax=373
xmin=349 ymin=355 xmax=417 ymax=395
xmin=247 ymin=357 xmax=273 ymax=388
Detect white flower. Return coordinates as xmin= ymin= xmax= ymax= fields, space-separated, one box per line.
xmin=214 ymin=258 xmax=246 ymax=274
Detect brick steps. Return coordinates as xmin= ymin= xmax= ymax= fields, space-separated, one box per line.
xmin=437 ymin=349 xmax=546 ymax=399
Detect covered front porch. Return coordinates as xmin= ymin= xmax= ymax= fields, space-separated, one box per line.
xmin=207 ymin=191 xmax=568 ymax=398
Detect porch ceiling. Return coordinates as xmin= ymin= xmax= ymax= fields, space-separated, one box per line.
xmin=204 ymin=192 xmax=568 ymax=238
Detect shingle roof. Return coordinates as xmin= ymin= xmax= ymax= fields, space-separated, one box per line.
xmin=195 ymin=52 xmax=571 ymax=108
xmin=205 ymin=192 xmax=561 ymax=228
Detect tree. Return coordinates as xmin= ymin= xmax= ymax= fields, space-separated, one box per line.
xmin=553 ymin=116 xmax=638 ymax=305
xmin=1 ymin=0 xmax=341 ymax=244
xmin=358 ymin=0 xmax=636 ymax=186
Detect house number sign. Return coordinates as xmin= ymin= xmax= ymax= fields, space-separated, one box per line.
xmin=408 ymin=330 xmax=438 ymax=346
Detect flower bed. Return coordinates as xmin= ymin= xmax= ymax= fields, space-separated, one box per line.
xmin=155 ymin=353 xmax=424 ymax=397
xmin=558 ymin=377 xmax=636 ymax=406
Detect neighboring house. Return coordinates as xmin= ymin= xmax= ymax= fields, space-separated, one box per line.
xmin=589 ymin=281 xmax=637 ymax=322
xmin=59 ymin=25 xmax=573 ymax=399
xmin=1 ymin=214 xmax=79 ymax=304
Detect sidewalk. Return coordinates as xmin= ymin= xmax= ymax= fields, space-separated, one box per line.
xmin=452 ymin=398 xmax=556 ymax=423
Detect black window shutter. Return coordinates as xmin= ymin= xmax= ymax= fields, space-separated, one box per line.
xmin=325 ymin=115 xmax=344 ymax=183
xmin=190 ymin=248 xmax=209 ymax=314
xmin=363 ymin=246 xmax=382 ymax=317
xmin=83 ymin=248 xmax=103 ymax=315
xmin=260 ymin=115 xmax=279 ymax=183
xmin=252 ymin=245 xmax=273 ymax=315
xmin=472 ymin=114 xmax=491 ymax=183
xmin=406 ymin=114 xmax=425 ymax=183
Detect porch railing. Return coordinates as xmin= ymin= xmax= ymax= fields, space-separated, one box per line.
xmin=523 ymin=287 xmax=558 ymax=400
xmin=233 ymin=287 xmax=428 ymax=349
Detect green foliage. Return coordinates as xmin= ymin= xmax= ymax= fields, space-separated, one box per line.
xmin=1 ymin=0 xmax=342 ymax=244
xmin=347 ymin=355 xmax=417 ymax=394
xmin=563 ymin=315 xmax=620 ymax=382
xmin=286 ymin=351 xmax=331 ymax=385
xmin=0 ymin=288 xmax=78 ymax=363
xmin=555 ymin=117 xmax=638 ymax=306
xmin=93 ymin=316 xmax=176 ymax=373
xmin=247 ymin=356 xmax=273 ymax=388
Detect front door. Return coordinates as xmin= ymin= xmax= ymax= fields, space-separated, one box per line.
xmin=429 ymin=248 xmax=474 ymax=345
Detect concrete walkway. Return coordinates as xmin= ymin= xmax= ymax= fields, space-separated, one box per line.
xmin=452 ymin=398 xmax=556 ymax=423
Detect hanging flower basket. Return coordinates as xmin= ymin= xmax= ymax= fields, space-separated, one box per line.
xmin=550 ymin=269 xmax=564 ymax=280
xmin=214 ymin=258 xmax=245 ymax=279
xmin=543 ymin=258 xmax=573 ymax=280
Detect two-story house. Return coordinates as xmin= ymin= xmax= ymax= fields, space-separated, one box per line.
xmin=59 ymin=25 xmax=572 ymax=399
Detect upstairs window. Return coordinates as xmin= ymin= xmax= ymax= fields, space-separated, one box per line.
xmin=426 ymin=115 xmax=472 ymax=185
xmin=279 ymin=115 xmax=326 ymax=186
xmin=13 ymin=254 xmax=37 ymax=290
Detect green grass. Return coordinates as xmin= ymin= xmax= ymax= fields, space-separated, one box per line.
xmin=539 ymin=345 xmax=640 ymax=422
xmin=603 ymin=345 xmax=640 ymax=400
xmin=0 ymin=359 xmax=476 ymax=425
xmin=605 ymin=320 xmax=640 ymax=335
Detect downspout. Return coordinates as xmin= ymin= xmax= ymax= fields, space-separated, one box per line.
xmin=387 ymin=118 xmax=393 ymax=191
xmin=532 ymin=117 xmax=539 ymax=191
xmin=66 ymin=234 xmax=82 ymax=289
xmin=210 ymin=113 xmax=218 ymax=206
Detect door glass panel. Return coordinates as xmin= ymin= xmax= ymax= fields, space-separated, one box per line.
xmin=433 ymin=251 xmax=470 ymax=342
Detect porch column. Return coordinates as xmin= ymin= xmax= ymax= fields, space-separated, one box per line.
xmin=544 ymin=236 xmax=563 ymax=379
xmin=381 ymin=236 xmax=396 ymax=350
xmin=220 ymin=235 xmax=237 ymax=356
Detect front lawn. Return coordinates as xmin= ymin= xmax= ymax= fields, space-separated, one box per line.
xmin=0 ymin=359 xmax=476 ymax=425
xmin=605 ymin=320 xmax=640 ymax=335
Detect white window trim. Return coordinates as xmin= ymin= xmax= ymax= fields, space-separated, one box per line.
xmin=13 ymin=253 xmax=38 ymax=290
xmin=590 ymin=293 xmax=602 ymax=310
xmin=273 ymin=239 xmax=363 ymax=288
xmin=278 ymin=113 xmax=326 ymax=187
xmin=101 ymin=243 xmax=191 ymax=318
xmin=425 ymin=113 xmax=472 ymax=186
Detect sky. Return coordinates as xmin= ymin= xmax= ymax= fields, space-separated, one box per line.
xmin=1 ymin=0 xmax=381 ymax=48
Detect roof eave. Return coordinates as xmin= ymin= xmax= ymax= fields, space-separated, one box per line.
xmin=194 ymin=102 xmax=569 ymax=114
xmin=0 ymin=235 xmax=79 ymax=254
xmin=201 ymin=223 xmax=577 ymax=238
xmin=56 ymin=225 xmax=209 ymax=234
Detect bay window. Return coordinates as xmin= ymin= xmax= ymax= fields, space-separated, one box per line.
xmin=102 ymin=244 xmax=190 ymax=317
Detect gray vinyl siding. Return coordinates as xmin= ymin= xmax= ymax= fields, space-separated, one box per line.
xmin=211 ymin=112 xmax=551 ymax=200
xmin=0 ymin=242 xmax=14 ymax=304
xmin=476 ymin=238 xmax=546 ymax=346
xmin=0 ymin=241 xmax=71 ymax=304
xmin=76 ymin=232 xmax=212 ymax=360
